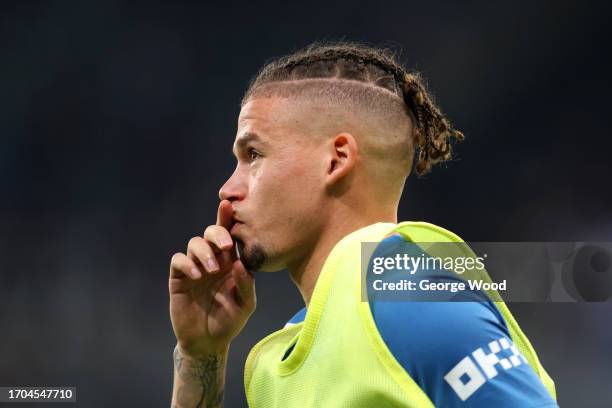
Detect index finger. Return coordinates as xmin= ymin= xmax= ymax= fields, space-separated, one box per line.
xmin=217 ymin=199 xmax=233 ymax=228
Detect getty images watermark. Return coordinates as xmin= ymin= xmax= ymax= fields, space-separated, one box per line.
xmin=360 ymin=242 xmax=612 ymax=302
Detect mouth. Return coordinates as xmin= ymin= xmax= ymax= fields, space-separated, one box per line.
xmin=230 ymin=221 xmax=244 ymax=235
xmin=230 ymin=209 xmax=245 ymax=237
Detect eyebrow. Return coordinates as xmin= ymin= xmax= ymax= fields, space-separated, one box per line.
xmin=233 ymin=132 xmax=264 ymax=157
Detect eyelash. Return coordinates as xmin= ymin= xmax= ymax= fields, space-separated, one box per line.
xmin=247 ymin=148 xmax=261 ymax=161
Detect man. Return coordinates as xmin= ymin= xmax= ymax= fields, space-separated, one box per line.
xmin=169 ymin=42 xmax=558 ymax=407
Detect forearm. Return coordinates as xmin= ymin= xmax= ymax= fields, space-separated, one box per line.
xmin=171 ymin=345 xmax=228 ymax=408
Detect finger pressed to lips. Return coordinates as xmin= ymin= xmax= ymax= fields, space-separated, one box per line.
xmin=216 ymin=199 xmax=234 ymax=228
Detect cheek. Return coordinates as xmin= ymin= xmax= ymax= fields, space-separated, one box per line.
xmin=247 ymin=157 xmax=324 ymax=253
xmin=252 ymin=158 xmax=321 ymax=215
xmin=280 ymin=156 xmax=321 ymax=196
xmin=282 ymin=165 xmax=324 ymax=225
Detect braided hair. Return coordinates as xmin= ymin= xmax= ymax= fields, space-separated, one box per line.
xmin=242 ymin=42 xmax=464 ymax=176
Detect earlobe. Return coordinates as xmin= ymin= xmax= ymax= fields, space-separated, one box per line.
xmin=327 ymin=132 xmax=358 ymax=185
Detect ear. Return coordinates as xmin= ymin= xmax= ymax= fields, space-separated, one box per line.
xmin=325 ymin=132 xmax=359 ymax=187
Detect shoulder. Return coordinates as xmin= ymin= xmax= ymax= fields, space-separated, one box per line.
xmin=368 ymin=232 xmax=557 ymax=407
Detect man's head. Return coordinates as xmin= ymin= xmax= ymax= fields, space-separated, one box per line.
xmin=219 ymin=42 xmax=463 ymax=272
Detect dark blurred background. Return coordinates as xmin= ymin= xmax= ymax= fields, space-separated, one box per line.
xmin=1 ymin=0 xmax=611 ymax=406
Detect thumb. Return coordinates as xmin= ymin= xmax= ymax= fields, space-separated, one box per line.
xmin=232 ymin=260 xmax=256 ymax=311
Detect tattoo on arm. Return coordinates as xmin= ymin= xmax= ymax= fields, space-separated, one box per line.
xmin=173 ymin=347 xmax=183 ymax=371
xmin=173 ymin=347 xmax=225 ymax=408
xmin=192 ymin=355 xmax=224 ymax=408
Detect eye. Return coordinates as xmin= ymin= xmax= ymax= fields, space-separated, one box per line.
xmin=248 ymin=148 xmax=261 ymax=161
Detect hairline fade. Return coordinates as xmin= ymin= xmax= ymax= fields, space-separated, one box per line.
xmin=242 ymin=78 xmax=415 ymax=177
xmin=241 ymin=41 xmax=464 ymax=176
xmin=241 ymin=78 xmax=413 ymax=130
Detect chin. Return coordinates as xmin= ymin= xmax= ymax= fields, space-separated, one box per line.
xmin=237 ymin=239 xmax=286 ymax=273
xmin=237 ymin=240 xmax=267 ymax=272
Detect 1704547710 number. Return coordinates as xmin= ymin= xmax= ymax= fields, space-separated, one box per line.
xmin=0 ymin=387 xmax=76 ymax=402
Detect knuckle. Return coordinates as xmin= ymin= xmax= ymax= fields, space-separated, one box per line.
xmin=187 ymin=236 xmax=203 ymax=250
xmin=204 ymin=225 xmax=219 ymax=238
xmin=170 ymin=252 xmax=184 ymax=265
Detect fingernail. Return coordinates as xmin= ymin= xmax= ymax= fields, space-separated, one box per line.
xmin=191 ymin=267 xmax=202 ymax=279
xmin=221 ymin=237 xmax=233 ymax=248
xmin=206 ymin=258 xmax=219 ymax=272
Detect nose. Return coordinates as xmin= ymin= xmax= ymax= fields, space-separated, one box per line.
xmin=218 ymin=166 xmax=246 ymax=202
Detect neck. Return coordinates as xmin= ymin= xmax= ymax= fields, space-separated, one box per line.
xmin=287 ymin=204 xmax=397 ymax=307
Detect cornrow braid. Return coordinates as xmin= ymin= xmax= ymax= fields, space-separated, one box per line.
xmin=243 ymin=42 xmax=464 ymax=175
xmin=401 ymin=72 xmax=465 ymax=175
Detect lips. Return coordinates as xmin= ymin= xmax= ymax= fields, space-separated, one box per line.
xmin=230 ymin=210 xmax=244 ymax=235
xmin=230 ymin=221 xmax=243 ymax=235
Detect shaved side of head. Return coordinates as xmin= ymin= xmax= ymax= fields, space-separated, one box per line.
xmin=245 ymin=78 xmax=414 ymax=199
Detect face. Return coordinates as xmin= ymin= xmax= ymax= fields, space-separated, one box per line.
xmin=219 ymin=96 xmax=330 ymax=272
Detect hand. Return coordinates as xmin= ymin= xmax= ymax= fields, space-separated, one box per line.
xmin=169 ymin=200 xmax=256 ymax=358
